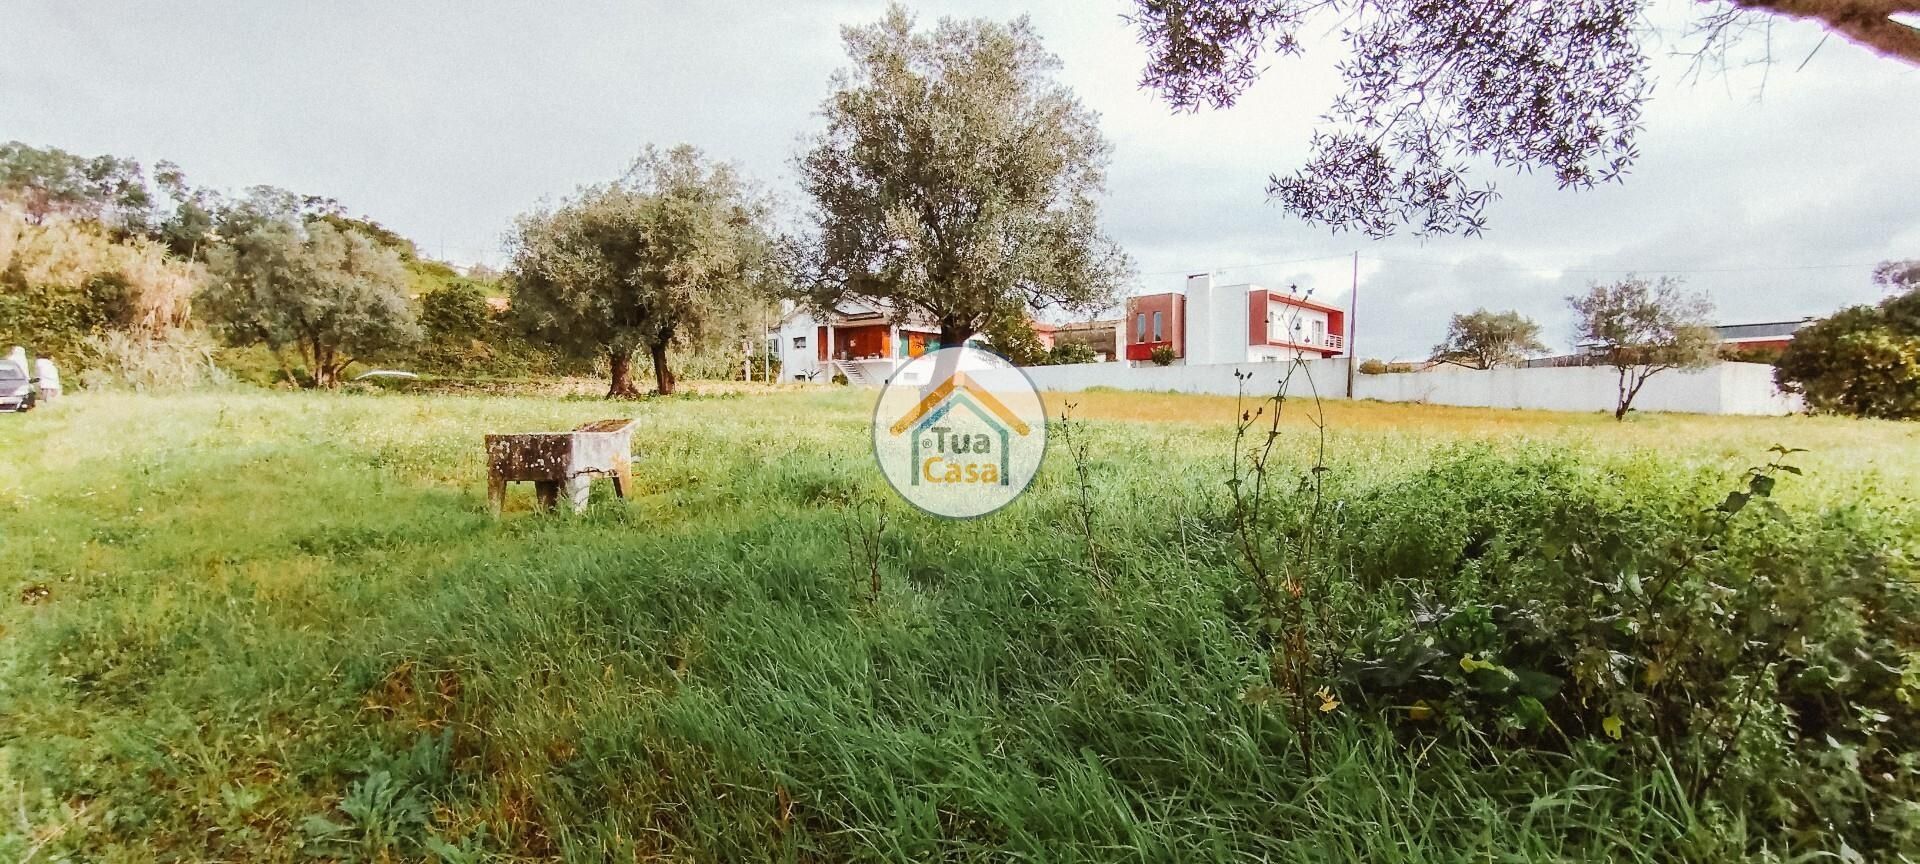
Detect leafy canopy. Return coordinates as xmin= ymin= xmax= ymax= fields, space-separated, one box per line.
xmin=796 ymin=5 xmax=1133 ymax=344
xmin=1432 ymin=309 xmax=1548 ymax=369
xmin=201 ymin=219 xmax=419 ymax=387
xmin=507 ymin=145 xmax=771 ymax=396
xmin=0 ymin=141 xmax=153 ymax=233
xmin=1774 ymin=260 xmax=1920 ymax=419
xmin=1568 ymin=275 xmax=1717 ymax=419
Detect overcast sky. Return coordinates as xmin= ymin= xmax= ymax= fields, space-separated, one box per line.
xmin=4 ymin=0 xmax=1916 ymax=359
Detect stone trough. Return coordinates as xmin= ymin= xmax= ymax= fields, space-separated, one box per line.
xmin=484 ymin=419 xmax=636 ymax=514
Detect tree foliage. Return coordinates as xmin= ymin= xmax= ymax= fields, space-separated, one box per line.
xmin=1043 ymin=341 xmax=1100 ymax=365
xmin=1433 ymin=309 xmax=1548 ymax=369
xmin=1568 ymin=276 xmax=1718 ymax=419
xmin=1774 ymin=261 xmax=1920 ymax=419
xmin=981 ymin=312 xmax=1050 ymax=366
xmin=0 ymin=203 xmax=197 ymax=364
xmin=202 ymin=219 xmax=419 ymax=388
xmin=0 ymin=141 xmax=153 ymax=233
xmin=796 ymin=5 xmax=1133 ymax=346
xmin=507 ymin=145 xmax=771 ymax=397
xmin=1128 ymin=0 xmax=1920 ymax=237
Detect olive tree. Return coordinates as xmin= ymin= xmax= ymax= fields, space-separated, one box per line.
xmin=796 ymin=5 xmax=1133 ymax=347
xmin=1432 ymin=309 xmax=1548 ymax=369
xmin=201 ymin=219 xmax=418 ymax=388
xmin=507 ymin=145 xmax=769 ymax=397
xmin=1569 ymin=276 xmax=1718 ymax=420
xmin=1128 ymin=0 xmax=1920 ymax=238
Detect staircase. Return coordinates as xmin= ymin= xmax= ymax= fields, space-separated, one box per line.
xmin=831 ymin=359 xmax=876 ymax=386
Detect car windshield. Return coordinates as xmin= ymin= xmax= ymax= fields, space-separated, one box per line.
xmin=0 ymin=362 xmax=25 ymax=385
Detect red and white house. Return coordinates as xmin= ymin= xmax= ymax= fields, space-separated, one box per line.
xmin=1123 ymin=274 xmax=1346 ymax=365
xmin=770 ymin=299 xmax=945 ymax=384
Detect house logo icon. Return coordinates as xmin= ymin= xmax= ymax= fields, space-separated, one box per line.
xmin=871 ymin=346 xmax=1046 ymax=518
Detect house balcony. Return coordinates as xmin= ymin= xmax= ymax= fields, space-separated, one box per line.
xmin=1124 ymin=340 xmax=1175 ymax=361
xmin=1260 ymin=332 xmax=1344 ymax=355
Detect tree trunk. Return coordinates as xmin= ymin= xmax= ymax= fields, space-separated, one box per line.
xmin=650 ymin=342 xmax=676 ymax=395
xmin=313 ymin=342 xmax=336 ymax=389
xmin=939 ymin=322 xmax=976 ymax=349
xmin=607 ymin=349 xmax=640 ymax=398
xmin=1729 ymin=0 xmax=1920 ymax=67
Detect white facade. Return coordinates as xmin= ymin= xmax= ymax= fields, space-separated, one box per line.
xmin=1175 ymin=274 xmax=1345 ymax=365
xmin=1259 ymin=302 xmax=1333 ymax=358
xmin=771 ymin=304 xmax=826 ymax=383
xmin=1182 ymin=274 xmax=1240 ymax=366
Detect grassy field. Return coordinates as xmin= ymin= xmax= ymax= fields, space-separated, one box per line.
xmin=2 ymin=387 xmax=1916 ymax=862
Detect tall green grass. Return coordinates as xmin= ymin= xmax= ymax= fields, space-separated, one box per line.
xmin=1 ymin=391 xmax=1914 ymax=861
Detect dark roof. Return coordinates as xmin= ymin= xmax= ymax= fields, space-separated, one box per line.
xmin=1713 ymin=320 xmax=1811 ymax=341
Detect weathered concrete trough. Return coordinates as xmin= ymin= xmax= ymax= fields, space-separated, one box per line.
xmin=484 ymin=419 xmax=636 ymax=514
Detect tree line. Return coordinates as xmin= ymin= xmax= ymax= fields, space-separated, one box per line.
xmin=4 ymin=1 xmax=1914 ymax=407
xmin=1 ymin=6 xmax=1132 ymax=396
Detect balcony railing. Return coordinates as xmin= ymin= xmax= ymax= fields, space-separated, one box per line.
xmin=1124 ymin=340 xmax=1174 ymax=361
xmin=1264 ymin=331 xmax=1344 ymax=353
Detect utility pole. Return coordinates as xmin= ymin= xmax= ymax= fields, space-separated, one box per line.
xmin=1346 ymin=250 xmax=1359 ymax=399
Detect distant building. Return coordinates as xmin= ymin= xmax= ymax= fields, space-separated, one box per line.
xmin=1528 ymin=317 xmax=1815 ymax=368
xmin=1050 ymin=318 xmax=1123 ymax=361
xmin=1030 ymin=321 xmax=1059 ymax=350
xmin=1123 ymin=274 xmax=1346 ymax=365
xmin=1713 ymin=319 xmax=1812 ymax=355
xmin=769 ymin=299 xmax=947 ymax=384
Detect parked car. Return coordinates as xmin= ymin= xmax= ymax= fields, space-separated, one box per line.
xmin=0 ymin=359 xmax=35 ymax=412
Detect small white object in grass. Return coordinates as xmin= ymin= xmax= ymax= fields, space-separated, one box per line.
xmin=34 ymin=358 xmax=60 ymax=398
xmin=353 ymin=369 xmax=419 ymax=381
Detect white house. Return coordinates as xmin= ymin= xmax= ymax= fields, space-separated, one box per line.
xmin=769 ymin=300 xmax=948 ymax=385
xmin=1123 ymin=274 xmax=1347 ymax=366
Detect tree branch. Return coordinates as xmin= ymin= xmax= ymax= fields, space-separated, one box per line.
xmin=1727 ymin=0 xmax=1920 ymax=64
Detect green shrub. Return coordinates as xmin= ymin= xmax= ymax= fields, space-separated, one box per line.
xmin=1328 ymin=447 xmax=1920 ymax=854
xmin=1041 ymin=342 xmax=1099 ymax=365
xmin=1148 ymin=344 xmax=1176 ymax=366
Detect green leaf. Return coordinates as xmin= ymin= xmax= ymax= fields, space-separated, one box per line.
xmin=1512 ymin=668 xmax=1564 ymax=700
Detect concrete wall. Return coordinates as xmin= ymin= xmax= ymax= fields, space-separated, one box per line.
xmin=1020 ymin=358 xmax=1351 ymax=400
xmin=1015 ymin=359 xmax=1801 ymax=416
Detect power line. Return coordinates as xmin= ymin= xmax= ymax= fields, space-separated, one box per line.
xmin=1137 ymin=253 xmax=1354 ymax=278
xmin=1140 ymin=254 xmax=1879 ymax=280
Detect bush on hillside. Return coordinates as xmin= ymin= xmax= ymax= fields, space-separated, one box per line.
xmin=0 ymin=205 xmax=195 ymax=364
xmin=77 ymin=329 xmax=230 ymax=391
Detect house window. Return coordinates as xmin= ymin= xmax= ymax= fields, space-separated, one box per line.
xmin=793 ymin=336 xmax=807 ymax=350
xmin=1136 ymin=313 xmax=1147 ymax=342
xmin=1152 ymin=311 xmax=1163 ymax=342
xmin=1311 ymin=320 xmax=1324 ymax=344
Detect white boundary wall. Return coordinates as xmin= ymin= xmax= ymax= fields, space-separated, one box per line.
xmin=1011 ymin=359 xmax=1801 ymax=416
